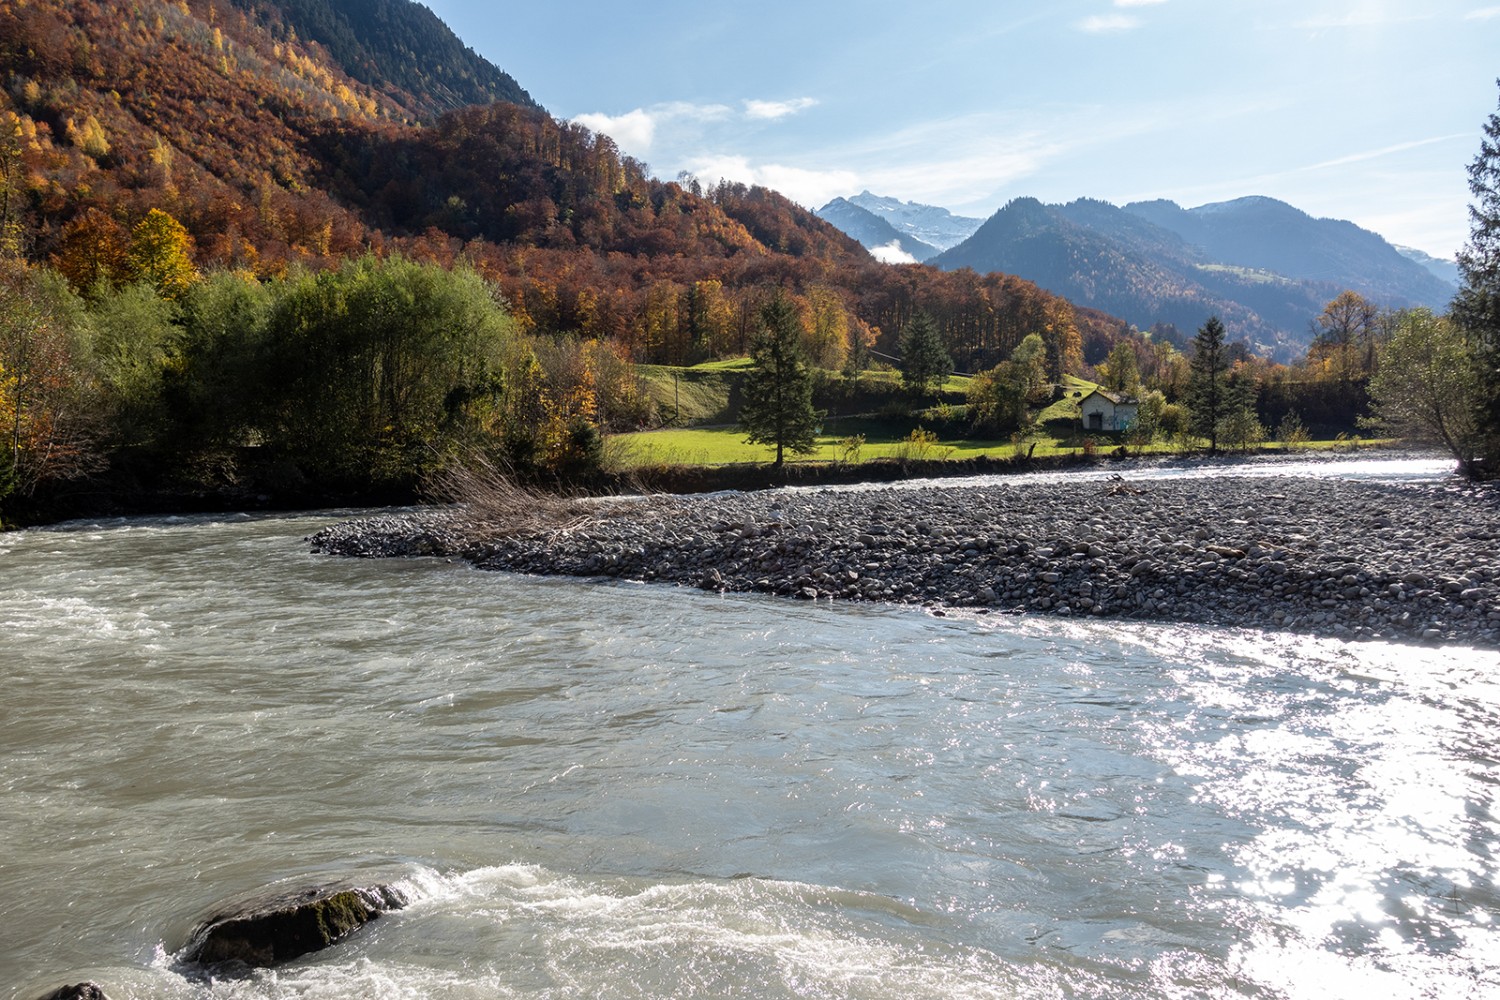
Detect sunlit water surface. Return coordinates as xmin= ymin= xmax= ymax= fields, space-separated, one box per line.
xmin=2 ymin=505 xmax=1496 ymax=999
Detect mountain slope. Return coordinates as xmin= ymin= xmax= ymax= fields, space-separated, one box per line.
xmin=1122 ymin=196 xmax=1453 ymax=308
xmin=928 ymin=194 xmax=1453 ymax=357
xmin=226 ymin=0 xmax=537 ymax=120
xmin=933 ymin=197 xmax=1302 ymax=353
xmin=816 ymin=197 xmax=940 ymax=262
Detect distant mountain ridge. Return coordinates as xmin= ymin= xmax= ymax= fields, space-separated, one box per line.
xmin=1394 ymin=245 xmax=1461 ymax=288
xmin=1120 ymin=196 xmax=1454 ymax=307
xmin=904 ymin=194 xmax=1454 ymax=357
xmin=815 ymin=198 xmax=940 ymax=262
xmin=820 ymin=191 xmax=984 ymax=253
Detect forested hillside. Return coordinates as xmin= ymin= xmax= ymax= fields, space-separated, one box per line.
xmin=226 ymin=0 xmax=538 ymax=118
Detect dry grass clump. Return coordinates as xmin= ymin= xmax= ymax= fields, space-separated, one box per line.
xmin=425 ymin=452 xmax=664 ymax=538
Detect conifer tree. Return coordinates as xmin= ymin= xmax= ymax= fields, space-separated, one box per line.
xmin=1453 ymin=79 xmax=1500 ymax=477
xmin=1187 ymin=316 xmax=1230 ymax=453
xmin=739 ymin=293 xmax=821 ymax=467
xmin=899 ymin=310 xmax=951 ymax=398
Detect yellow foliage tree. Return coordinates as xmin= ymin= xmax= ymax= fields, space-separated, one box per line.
xmin=127 ymin=209 xmax=198 ymax=298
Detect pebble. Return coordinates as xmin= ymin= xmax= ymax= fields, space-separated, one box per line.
xmin=309 ymin=473 xmax=1500 ymax=649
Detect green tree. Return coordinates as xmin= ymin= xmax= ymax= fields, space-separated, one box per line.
xmin=1453 ymin=79 xmax=1500 ymax=477
xmin=1368 ymin=309 xmax=1485 ymax=478
xmin=1218 ymin=366 xmax=1266 ymax=450
xmin=968 ymin=334 xmax=1050 ymax=434
xmin=1187 ymin=316 xmax=1230 ymax=452
xmin=256 ymin=256 xmax=515 ymax=485
xmin=899 ymin=310 xmax=951 ymax=399
xmin=1099 ymin=339 xmax=1143 ymax=396
xmin=88 ymin=281 xmax=180 ymax=448
xmin=0 ymin=262 xmax=102 ymax=505
xmin=169 ymin=270 xmax=274 ymax=453
xmin=739 ymin=293 xmax=822 ymax=467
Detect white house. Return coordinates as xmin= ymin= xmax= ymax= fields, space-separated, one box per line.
xmin=1079 ymin=388 xmax=1139 ymax=432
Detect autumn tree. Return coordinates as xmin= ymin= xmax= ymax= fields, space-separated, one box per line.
xmin=0 ymin=112 xmax=26 ymax=258
xmin=899 ymin=310 xmax=951 ymax=398
xmin=740 ymin=293 xmax=822 ymax=467
xmin=1308 ymin=290 xmax=1381 ymax=379
xmin=1187 ymin=316 xmax=1230 ymax=452
xmin=53 ymin=209 xmax=131 ymax=294
xmin=1453 ymin=78 xmax=1500 ymax=476
xmin=128 ymin=209 xmax=199 ymax=299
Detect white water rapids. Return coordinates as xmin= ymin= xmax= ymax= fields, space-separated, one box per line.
xmin=2 ymin=474 xmax=1497 ymax=997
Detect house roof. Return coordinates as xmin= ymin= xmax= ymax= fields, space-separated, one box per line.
xmin=1080 ymin=387 xmax=1139 ymax=406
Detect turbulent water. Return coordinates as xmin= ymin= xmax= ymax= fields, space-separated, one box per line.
xmin=3 ymin=501 xmax=1498 ymax=999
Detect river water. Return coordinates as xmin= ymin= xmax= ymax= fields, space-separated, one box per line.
xmin=3 ymin=493 xmax=1498 ymax=998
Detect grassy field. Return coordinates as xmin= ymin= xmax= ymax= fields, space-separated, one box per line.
xmin=616 ymin=360 xmax=1382 ymax=471
xmin=608 ymin=422 xmax=1380 ymax=470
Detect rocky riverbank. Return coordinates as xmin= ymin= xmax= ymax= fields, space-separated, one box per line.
xmin=309 ymin=473 xmax=1500 ymax=647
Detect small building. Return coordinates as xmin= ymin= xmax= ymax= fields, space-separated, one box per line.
xmin=1079 ymin=388 xmax=1139 ymax=432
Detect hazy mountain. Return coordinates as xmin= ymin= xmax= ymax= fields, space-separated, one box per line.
xmin=1122 ymin=196 xmax=1454 ymax=309
xmin=816 ymin=198 xmax=940 ymax=262
xmin=1395 ymin=246 xmax=1461 ymax=289
xmin=926 ymin=194 xmax=1454 ymax=357
xmin=844 ymin=191 xmax=984 ymax=251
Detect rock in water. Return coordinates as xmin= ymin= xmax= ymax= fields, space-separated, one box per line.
xmin=38 ymin=986 xmax=110 ymax=1000
xmin=183 ymin=883 xmax=408 ymax=967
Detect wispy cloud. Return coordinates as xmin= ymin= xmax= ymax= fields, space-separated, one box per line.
xmin=1078 ymin=13 xmax=1140 ymax=33
xmin=1466 ymin=5 xmax=1500 ymax=19
xmin=1294 ymin=134 xmax=1472 ymax=173
xmin=1294 ymin=8 xmax=1432 ymax=29
xmin=744 ymin=97 xmax=818 ymax=120
xmin=1114 ymin=0 xmax=1167 ymax=6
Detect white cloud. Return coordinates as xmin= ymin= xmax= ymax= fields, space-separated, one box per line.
xmin=1466 ymin=5 xmax=1500 ymax=18
xmin=685 ymin=154 xmax=861 ymax=209
xmin=572 ymin=108 xmax=656 ymax=155
xmin=571 ymin=102 xmax=733 ymax=158
xmin=1078 ymin=14 xmax=1140 ymax=32
xmin=870 ymin=240 xmax=919 ymax=265
xmin=744 ymin=97 xmax=818 ymax=120
xmin=1114 ymin=0 xmax=1167 ymax=6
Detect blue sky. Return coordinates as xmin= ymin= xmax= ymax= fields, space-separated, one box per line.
xmin=423 ymin=1 xmax=1499 ymax=258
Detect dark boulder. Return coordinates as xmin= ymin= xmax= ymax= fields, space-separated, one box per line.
xmin=182 ymin=883 xmax=408 ymax=968
xmin=38 ymin=986 xmax=110 ymax=1000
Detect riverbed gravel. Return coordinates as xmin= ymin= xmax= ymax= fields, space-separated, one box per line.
xmin=309 ymin=474 xmax=1500 ymax=647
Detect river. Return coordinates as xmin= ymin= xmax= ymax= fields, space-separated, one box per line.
xmin=2 ymin=488 xmax=1497 ymax=998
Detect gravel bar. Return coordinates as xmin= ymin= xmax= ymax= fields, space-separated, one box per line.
xmin=309 ymin=474 xmax=1500 ymax=648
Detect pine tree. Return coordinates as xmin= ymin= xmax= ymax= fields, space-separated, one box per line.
xmin=1453 ymin=79 xmax=1500 ymax=477
xmin=1187 ymin=316 xmax=1230 ymax=453
xmin=739 ymin=294 xmax=822 ymax=467
xmin=899 ymin=310 xmax=951 ymax=398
